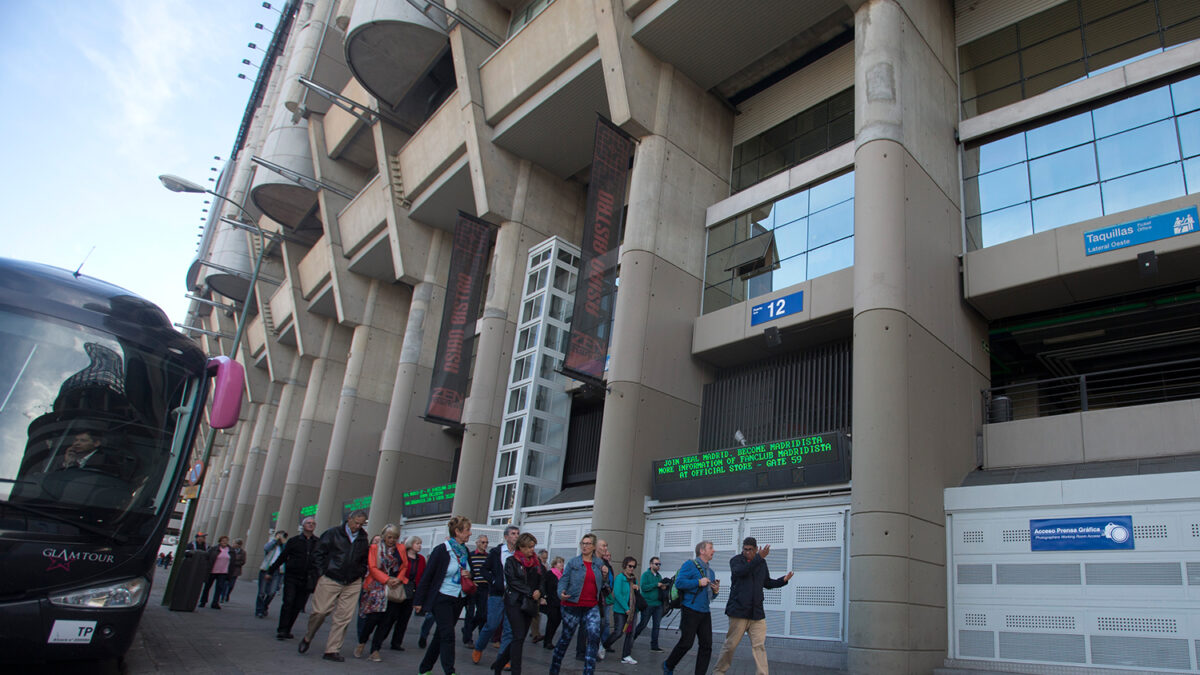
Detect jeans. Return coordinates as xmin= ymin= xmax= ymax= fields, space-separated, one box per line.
xmin=576 ymin=603 xmax=610 ymax=657
xmin=417 ymin=593 xmax=462 ymax=675
xmin=550 ymin=605 xmax=601 ymax=675
xmin=256 ymin=570 xmax=283 ymax=617
xmin=664 ymin=607 xmax=713 ymax=675
xmin=277 ymin=578 xmax=311 ymax=636
xmin=473 ymin=593 xmax=512 ymax=652
xmin=198 ymin=573 xmax=228 ymax=607
xmin=604 ymin=610 xmax=635 ymax=658
xmin=633 ymin=603 xmax=663 ymax=649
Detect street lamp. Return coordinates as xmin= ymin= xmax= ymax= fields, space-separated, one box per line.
xmin=158 ymin=173 xmax=267 ymax=606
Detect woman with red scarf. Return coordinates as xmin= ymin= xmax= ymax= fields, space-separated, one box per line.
xmin=490 ymin=532 xmax=543 ymax=675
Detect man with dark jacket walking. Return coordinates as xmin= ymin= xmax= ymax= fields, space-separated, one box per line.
xmin=712 ymin=537 xmax=793 ymax=674
xmin=298 ymin=510 xmax=370 ymax=661
xmin=472 ymin=524 xmax=518 ymax=663
xmin=269 ymin=516 xmax=319 ymax=640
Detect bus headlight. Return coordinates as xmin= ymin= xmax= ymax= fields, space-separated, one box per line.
xmin=49 ymin=577 xmax=149 ymax=609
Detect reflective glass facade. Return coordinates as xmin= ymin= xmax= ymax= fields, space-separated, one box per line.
xmin=959 ymin=0 xmax=1200 ymax=117
xmin=964 ymin=74 xmax=1200 ymax=249
xmin=731 ymin=88 xmax=853 ymax=193
xmin=704 ymin=171 xmax=854 ymax=314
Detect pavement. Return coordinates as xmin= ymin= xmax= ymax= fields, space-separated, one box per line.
xmin=94 ymin=567 xmax=846 ymax=674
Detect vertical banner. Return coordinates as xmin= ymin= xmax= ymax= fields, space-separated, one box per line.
xmin=425 ymin=212 xmax=497 ymax=426
xmin=562 ymin=116 xmax=636 ymax=384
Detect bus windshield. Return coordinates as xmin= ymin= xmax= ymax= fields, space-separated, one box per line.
xmin=0 ymin=307 xmax=203 ymax=543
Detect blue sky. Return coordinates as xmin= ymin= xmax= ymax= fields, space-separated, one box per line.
xmin=0 ymin=1 xmax=281 ymax=327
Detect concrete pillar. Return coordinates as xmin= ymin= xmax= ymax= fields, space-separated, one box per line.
xmin=244 ymin=357 xmax=308 ymax=572
xmin=276 ymin=318 xmax=351 ymax=531
xmin=590 ymin=129 xmax=723 ymax=560
xmin=215 ymin=406 xmax=258 ymax=539
xmin=847 ymin=2 xmax=987 ymax=673
xmin=229 ymin=384 xmax=278 ymax=545
xmin=369 ymin=230 xmax=454 ymax=526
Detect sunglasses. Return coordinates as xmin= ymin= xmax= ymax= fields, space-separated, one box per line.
xmin=625 ymin=563 xmax=637 ymax=569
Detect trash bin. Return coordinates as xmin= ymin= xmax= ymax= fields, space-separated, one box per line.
xmin=168 ymin=550 xmax=207 ymax=612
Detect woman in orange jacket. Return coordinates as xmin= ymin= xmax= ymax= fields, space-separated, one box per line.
xmin=355 ymin=524 xmax=409 ymax=661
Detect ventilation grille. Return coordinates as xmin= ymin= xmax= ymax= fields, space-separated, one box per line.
xmin=763 ymin=588 xmax=782 ymax=605
xmin=998 ymin=632 xmax=1086 ymax=663
xmin=764 ymin=610 xmax=786 ymax=636
xmin=1006 ymin=615 xmax=1075 ymax=630
xmin=1192 ymin=523 xmax=1199 ymax=537
xmin=552 ymin=528 xmax=578 ymax=546
xmin=1091 ymin=635 xmax=1191 ymax=670
xmin=663 ymin=530 xmax=692 ymax=548
xmin=1097 ymin=616 xmax=1177 ymax=633
xmin=789 ymin=611 xmax=841 ymax=639
xmin=1132 ymin=524 xmax=1168 ymax=539
xmin=1188 ymin=562 xmax=1200 ymax=586
xmin=962 ymin=530 xmax=984 ymax=544
xmin=964 ymin=613 xmax=987 ymax=627
xmin=748 ymin=524 xmax=786 ymax=545
xmin=996 ymin=563 xmax=1080 ymax=585
xmin=958 ymin=564 xmax=993 ymax=585
xmin=1002 ymin=529 xmax=1030 ymax=543
xmin=711 ymin=612 xmax=728 ymax=633
xmin=797 ymin=586 xmax=836 ymax=606
xmin=1086 ymin=562 xmax=1182 ymax=586
xmin=797 ymin=521 xmax=837 ymax=542
xmin=792 ymin=547 xmax=841 ymax=572
xmin=701 ymin=527 xmax=736 ymax=546
xmin=959 ymin=630 xmax=995 ymax=658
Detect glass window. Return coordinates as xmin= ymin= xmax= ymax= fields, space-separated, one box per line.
xmin=511 ymin=355 xmax=532 ymax=383
xmin=1029 ymin=144 xmax=1097 ymax=198
xmin=520 ymin=483 xmax=554 ymax=508
xmin=507 ymin=386 xmax=527 ymax=414
xmin=1032 ymin=184 xmax=1103 ymax=231
xmin=731 ymin=88 xmax=854 ymax=193
xmin=703 ymin=171 xmax=854 ymax=313
xmin=517 ymin=325 xmax=538 ymax=352
xmin=1101 ymin=163 xmax=1185 ymax=213
xmin=1092 ymin=86 xmax=1174 ymax=138
xmin=539 ymin=355 xmax=560 ymax=379
xmin=1025 ymin=112 xmax=1093 ymax=159
xmin=529 ymin=416 xmax=547 ymax=444
xmin=1177 ymin=109 xmax=1200 ymax=158
xmin=492 ymin=482 xmax=515 ymax=511
xmin=526 ymin=268 xmax=548 ymax=294
xmin=548 ymin=294 xmax=572 ymax=323
xmin=553 ymin=265 xmax=576 ymax=293
xmin=1096 ymin=119 xmax=1180 ymax=179
xmin=520 ymin=294 xmax=543 ymax=324
xmin=502 ymin=418 xmax=523 ymax=445
xmin=496 ymin=450 xmax=517 ymax=477
xmin=958 ymin=0 xmax=1193 ymax=117
xmin=806 ymin=237 xmax=854 ymax=279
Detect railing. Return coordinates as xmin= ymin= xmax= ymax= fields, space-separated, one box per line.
xmin=983 ymin=357 xmax=1200 ymax=423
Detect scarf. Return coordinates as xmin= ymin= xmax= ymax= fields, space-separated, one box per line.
xmin=551 ymin=567 xmax=563 ymax=579
xmin=377 ymin=541 xmax=399 ymax=575
xmin=696 ymin=558 xmax=715 ymax=601
xmin=514 ymin=550 xmax=539 ymax=568
xmin=447 ymin=538 xmax=470 ymax=577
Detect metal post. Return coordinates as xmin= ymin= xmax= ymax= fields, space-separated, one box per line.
xmin=1079 ymin=375 xmax=1089 ymax=412
xmin=163 ymin=193 xmax=267 ymax=606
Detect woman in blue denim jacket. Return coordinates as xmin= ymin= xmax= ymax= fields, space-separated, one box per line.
xmin=548 ymin=533 xmax=611 ymax=675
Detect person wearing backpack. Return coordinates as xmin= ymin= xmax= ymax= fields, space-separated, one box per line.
xmin=712 ymin=537 xmax=794 ymax=674
xmin=633 ymin=556 xmax=667 ymax=652
xmin=662 ymin=540 xmax=719 ymax=675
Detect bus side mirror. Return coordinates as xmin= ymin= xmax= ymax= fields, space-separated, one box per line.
xmin=206 ymin=356 xmax=245 ymax=429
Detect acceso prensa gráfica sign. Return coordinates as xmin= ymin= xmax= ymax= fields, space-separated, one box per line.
xmin=1029 ymin=515 xmax=1134 ymax=551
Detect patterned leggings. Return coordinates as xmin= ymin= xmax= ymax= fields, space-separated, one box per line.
xmin=549 ymin=605 xmax=601 ymax=675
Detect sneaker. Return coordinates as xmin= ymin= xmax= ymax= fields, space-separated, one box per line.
xmin=369 ymin=651 xmax=382 ymax=662
xmin=322 ymin=653 xmax=345 ymax=662
xmin=650 ymin=646 xmax=664 ymax=652
xmin=354 ymin=644 xmax=365 ymax=658
xmin=622 ymin=656 xmax=638 ymax=665
xmin=471 ymin=650 xmax=482 ymax=664
xmin=662 ymin=662 xmax=674 ymax=675
xmin=598 ymin=649 xmax=606 ymax=661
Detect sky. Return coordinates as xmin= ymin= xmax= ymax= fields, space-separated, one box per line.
xmin=0 ymin=1 xmax=284 ymax=327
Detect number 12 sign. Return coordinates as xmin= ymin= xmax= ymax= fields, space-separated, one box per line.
xmin=750 ymin=290 xmax=803 ymax=326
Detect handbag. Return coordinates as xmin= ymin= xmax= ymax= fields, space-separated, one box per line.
xmin=634 ymin=589 xmax=648 ymax=612
xmin=460 ymin=571 xmax=477 ymax=595
xmin=386 ymin=579 xmax=407 ymax=602
xmin=522 ymin=594 xmax=539 ymax=617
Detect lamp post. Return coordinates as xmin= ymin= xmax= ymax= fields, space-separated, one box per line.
xmin=158 ymin=173 xmax=266 ymax=605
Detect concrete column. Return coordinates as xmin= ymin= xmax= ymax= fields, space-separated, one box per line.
xmin=276 ymin=319 xmax=351 ymax=531
xmin=200 ymin=435 xmax=236 ymax=535
xmin=229 ymin=384 xmax=278 ymax=545
xmin=590 ymin=130 xmax=722 ymax=560
xmin=369 ymin=231 xmax=453 ymax=526
xmin=847 ymin=2 xmax=987 ymax=673
xmin=451 ymin=215 xmax=524 ymax=522
xmin=215 ymin=406 xmax=258 ymax=539
xmin=244 ymin=357 xmax=308 ymax=572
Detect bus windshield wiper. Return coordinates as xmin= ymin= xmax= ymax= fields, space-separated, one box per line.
xmin=0 ymin=500 xmax=128 ymax=544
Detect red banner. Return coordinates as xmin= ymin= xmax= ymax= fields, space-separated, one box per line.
xmin=425 ymin=212 xmax=497 ymax=426
xmin=562 ymin=117 xmax=635 ymax=384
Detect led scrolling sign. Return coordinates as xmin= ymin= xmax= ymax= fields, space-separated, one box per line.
xmin=651 ymin=431 xmax=850 ymax=501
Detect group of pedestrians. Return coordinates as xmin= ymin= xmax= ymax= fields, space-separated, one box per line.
xmin=185 ymin=510 xmax=795 ymax=675
xmin=184 ymin=531 xmax=247 ymax=609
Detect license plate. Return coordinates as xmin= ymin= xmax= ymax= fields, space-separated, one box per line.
xmin=48 ymin=620 xmax=97 ymax=644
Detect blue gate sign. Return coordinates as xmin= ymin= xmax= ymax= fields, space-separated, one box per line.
xmin=751 ymin=290 xmax=804 ymax=326
xmin=1030 ymin=515 xmax=1134 ymax=551
xmin=1083 ymin=206 xmax=1198 ymax=255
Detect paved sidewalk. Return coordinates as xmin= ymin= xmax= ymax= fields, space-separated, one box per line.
xmin=114 ymin=567 xmax=846 ymax=674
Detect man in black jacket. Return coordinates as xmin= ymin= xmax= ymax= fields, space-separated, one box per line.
xmin=269 ymin=516 xmax=318 ymax=640
xmin=712 ymin=537 xmax=793 ymax=674
xmin=471 ymin=524 xmax=518 ymax=663
xmin=297 ymin=510 xmax=370 ymax=662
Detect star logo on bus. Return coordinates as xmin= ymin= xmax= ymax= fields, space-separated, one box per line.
xmin=46 ymin=551 xmax=71 ymax=572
